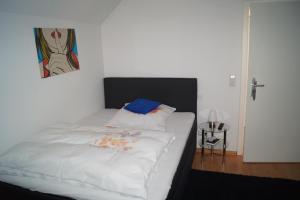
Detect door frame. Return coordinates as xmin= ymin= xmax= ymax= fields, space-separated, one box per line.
xmin=237 ymin=3 xmax=251 ymax=156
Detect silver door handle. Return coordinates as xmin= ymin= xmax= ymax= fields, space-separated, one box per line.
xmin=251 ymin=78 xmax=265 ymax=101
xmin=251 ymin=83 xmax=265 ymax=87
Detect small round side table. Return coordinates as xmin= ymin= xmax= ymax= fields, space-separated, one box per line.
xmin=198 ymin=122 xmax=230 ymax=162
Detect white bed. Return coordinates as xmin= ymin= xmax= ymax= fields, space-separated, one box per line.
xmin=0 ymin=109 xmax=195 ymax=200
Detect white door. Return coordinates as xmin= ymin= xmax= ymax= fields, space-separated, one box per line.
xmin=244 ymin=2 xmax=300 ymax=162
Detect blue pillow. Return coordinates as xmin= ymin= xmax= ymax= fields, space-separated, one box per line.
xmin=124 ymin=98 xmax=161 ymax=114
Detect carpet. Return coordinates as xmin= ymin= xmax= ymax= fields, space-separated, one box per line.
xmin=182 ymin=170 xmax=300 ymax=200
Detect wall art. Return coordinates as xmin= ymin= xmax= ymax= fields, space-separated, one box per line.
xmin=34 ymin=28 xmax=79 ymax=78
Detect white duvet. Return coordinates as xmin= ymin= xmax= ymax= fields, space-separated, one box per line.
xmin=0 ymin=125 xmax=175 ymax=199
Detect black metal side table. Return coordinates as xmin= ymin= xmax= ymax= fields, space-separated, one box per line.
xmin=198 ymin=122 xmax=230 ymax=162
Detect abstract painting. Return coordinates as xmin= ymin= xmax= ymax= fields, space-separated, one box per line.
xmin=34 ymin=28 xmax=80 ymax=78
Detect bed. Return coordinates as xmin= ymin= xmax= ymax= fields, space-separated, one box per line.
xmin=0 ymin=77 xmax=197 ymax=200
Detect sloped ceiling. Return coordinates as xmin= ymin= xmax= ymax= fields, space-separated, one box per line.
xmin=0 ymin=0 xmax=121 ymax=23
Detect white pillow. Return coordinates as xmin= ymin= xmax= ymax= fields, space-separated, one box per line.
xmin=106 ymin=104 xmax=176 ymax=131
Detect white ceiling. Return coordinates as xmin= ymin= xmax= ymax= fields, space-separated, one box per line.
xmin=0 ymin=0 xmax=121 ymax=23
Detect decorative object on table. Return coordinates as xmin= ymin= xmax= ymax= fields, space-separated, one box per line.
xmin=206 ymin=136 xmax=221 ymax=145
xmin=208 ymin=109 xmax=217 ymax=129
xmin=34 ymin=28 xmax=80 ymax=78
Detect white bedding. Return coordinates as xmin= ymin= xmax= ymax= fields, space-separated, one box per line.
xmin=0 ymin=109 xmax=195 ymax=200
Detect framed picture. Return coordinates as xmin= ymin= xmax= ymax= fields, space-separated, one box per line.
xmin=34 ymin=28 xmax=80 ymax=78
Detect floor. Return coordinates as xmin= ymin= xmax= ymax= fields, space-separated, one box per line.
xmin=192 ymin=149 xmax=300 ymax=181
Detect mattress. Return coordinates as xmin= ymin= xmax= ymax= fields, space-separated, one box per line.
xmin=0 ymin=109 xmax=195 ymax=200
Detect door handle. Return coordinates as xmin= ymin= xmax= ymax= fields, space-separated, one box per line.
xmin=251 ymin=78 xmax=265 ymax=101
xmin=251 ymin=83 xmax=265 ymax=87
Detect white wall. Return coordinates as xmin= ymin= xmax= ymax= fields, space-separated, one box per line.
xmin=0 ymin=12 xmax=104 ymax=153
xmin=101 ymin=0 xmax=244 ymax=151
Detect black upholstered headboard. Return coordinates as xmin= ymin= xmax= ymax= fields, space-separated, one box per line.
xmin=104 ymin=77 xmax=197 ymax=116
